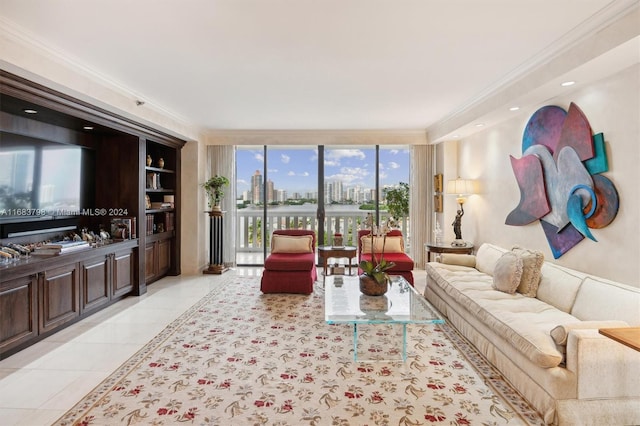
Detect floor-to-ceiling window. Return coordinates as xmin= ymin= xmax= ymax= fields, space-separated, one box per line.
xmin=235 ymin=145 xmax=410 ymax=265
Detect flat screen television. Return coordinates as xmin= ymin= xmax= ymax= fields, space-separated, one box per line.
xmin=0 ymin=132 xmax=95 ymax=238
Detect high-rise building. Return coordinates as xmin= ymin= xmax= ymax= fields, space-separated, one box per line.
xmin=332 ymin=180 xmax=343 ymax=202
xmin=276 ymin=189 xmax=287 ymax=203
xmin=266 ymin=179 xmax=275 ymax=203
xmin=250 ymin=170 xmax=263 ymax=204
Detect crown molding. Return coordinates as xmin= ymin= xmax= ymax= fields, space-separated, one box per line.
xmin=0 ymin=16 xmax=204 ymax=142
xmin=204 ymin=129 xmax=428 ymax=145
xmin=426 ymin=1 xmax=640 ymax=143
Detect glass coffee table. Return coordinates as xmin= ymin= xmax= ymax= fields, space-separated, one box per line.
xmin=324 ymin=274 xmax=444 ymax=361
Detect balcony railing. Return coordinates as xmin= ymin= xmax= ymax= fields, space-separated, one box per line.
xmin=236 ymin=207 xmax=409 ymax=253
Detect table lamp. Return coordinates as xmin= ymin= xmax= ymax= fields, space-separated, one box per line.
xmin=446 ymin=178 xmax=475 ymax=247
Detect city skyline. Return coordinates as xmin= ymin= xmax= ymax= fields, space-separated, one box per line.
xmin=236 ymin=147 xmax=410 ymax=199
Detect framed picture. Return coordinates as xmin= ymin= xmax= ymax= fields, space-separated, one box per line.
xmin=434 ymin=194 xmax=443 ymax=213
xmin=434 ymin=173 xmax=443 ymax=193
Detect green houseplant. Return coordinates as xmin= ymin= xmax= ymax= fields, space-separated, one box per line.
xmin=202 ymin=175 xmax=230 ymax=211
xmin=384 ymin=182 xmax=409 ymax=223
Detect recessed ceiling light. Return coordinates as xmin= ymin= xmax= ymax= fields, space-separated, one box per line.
xmin=83 ymin=125 xmax=94 ymax=130
xmin=509 ymin=106 xmax=520 ymax=111
xmin=561 ymin=81 xmax=575 ymax=87
xmin=23 ymin=108 xmax=38 ymax=114
xmin=475 ymin=123 xmax=484 ymax=128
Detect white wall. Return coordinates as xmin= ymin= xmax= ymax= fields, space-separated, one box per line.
xmin=443 ymin=64 xmax=640 ymax=286
xmin=179 ymin=140 xmax=210 ymax=274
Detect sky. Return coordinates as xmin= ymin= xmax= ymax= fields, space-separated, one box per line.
xmin=236 ymin=146 xmax=410 ymax=195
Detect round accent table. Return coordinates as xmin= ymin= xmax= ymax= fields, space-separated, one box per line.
xmin=425 ymin=242 xmax=474 ymax=264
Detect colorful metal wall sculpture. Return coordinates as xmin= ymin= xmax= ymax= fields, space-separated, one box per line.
xmin=506 ymin=103 xmax=619 ymax=258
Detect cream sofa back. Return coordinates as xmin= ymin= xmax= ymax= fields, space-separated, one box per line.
xmin=474 ymin=243 xmax=640 ymax=324
xmin=536 ymin=263 xmax=586 ymax=313
xmin=571 ymin=277 xmax=640 ymax=326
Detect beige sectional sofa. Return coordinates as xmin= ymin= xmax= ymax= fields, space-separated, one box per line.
xmin=424 ymin=243 xmax=640 ymax=425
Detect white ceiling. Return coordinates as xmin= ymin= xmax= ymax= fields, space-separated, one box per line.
xmin=0 ymin=0 xmax=638 ymax=142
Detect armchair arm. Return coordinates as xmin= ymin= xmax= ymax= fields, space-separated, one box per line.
xmin=566 ymin=329 xmax=640 ymax=399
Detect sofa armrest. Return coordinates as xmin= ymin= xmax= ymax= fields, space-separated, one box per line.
xmin=566 ymin=329 xmax=640 ymax=399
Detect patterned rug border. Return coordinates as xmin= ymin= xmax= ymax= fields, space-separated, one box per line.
xmin=436 ymin=323 xmax=542 ymax=424
xmin=54 ymin=275 xmax=544 ymax=425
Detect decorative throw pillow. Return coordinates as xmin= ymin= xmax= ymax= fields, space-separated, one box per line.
xmin=271 ymin=234 xmax=313 ymax=253
xmin=511 ymin=246 xmax=544 ymax=297
xmin=441 ymin=254 xmax=476 ymax=267
xmin=360 ymin=235 xmax=404 ymax=254
xmin=492 ymin=251 xmax=523 ymax=294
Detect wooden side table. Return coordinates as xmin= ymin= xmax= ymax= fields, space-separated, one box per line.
xmin=599 ymin=327 xmax=640 ymax=352
xmin=317 ymin=246 xmax=357 ymax=277
xmin=425 ymin=242 xmax=474 ymax=263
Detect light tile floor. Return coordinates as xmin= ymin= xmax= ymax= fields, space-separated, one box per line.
xmin=0 ymin=267 xmax=426 ymax=426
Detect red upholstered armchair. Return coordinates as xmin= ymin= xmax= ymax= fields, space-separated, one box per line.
xmin=260 ymin=229 xmax=318 ymax=294
xmin=357 ymin=229 xmax=414 ymax=285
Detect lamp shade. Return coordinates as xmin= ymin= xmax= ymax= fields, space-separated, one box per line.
xmin=446 ymin=178 xmax=475 ymax=196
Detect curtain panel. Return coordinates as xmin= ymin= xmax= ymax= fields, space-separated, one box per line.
xmin=207 ymin=145 xmax=236 ymax=267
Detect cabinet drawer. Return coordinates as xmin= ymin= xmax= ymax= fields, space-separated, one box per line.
xmin=39 ymin=263 xmax=80 ymax=333
xmin=112 ymin=250 xmax=133 ymax=298
xmin=1 ymin=275 xmax=38 ymax=355
xmin=81 ymin=255 xmax=110 ymax=313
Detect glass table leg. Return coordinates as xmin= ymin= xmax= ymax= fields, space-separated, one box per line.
xmin=402 ymin=324 xmax=408 ymax=361
xmin=353 ymin=324 xmax=358 ymax=361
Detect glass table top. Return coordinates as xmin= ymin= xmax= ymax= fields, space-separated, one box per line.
xmin=324 ymin=275 xmax=444 ymax=325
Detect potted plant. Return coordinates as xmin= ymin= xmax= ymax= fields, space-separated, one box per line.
xmin=201 ymin=175 xmax=230 ymax=211
xmin=359 ymin=218 xmax=396 ymax=296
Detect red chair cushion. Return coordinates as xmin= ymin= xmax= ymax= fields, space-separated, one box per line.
xmin=263 ymin=252 xmax=315 ymax=271
xmin=359 ymin=252 xmax=414 ymax=272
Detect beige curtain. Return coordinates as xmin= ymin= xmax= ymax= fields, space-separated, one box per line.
xmin=206 ymin=145 xmax=236 ymax=267
xmin=409 ymin=144 xmax=434 ymax=269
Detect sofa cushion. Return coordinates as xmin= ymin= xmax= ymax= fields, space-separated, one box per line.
xmin=512 ymin=246 xmax=544 ymax=297
xmin=492 ymin=252 xmax=523 ymax=294
xmin=536 ymin=263 xmax=585 ymax=313
xmin=475 ymin=243 xmax=506 ymax=276
xmin=427 ymin=262 xmax=572 ymax=368
xmin=360 ymin=235 xmax=404 ymax=254
xmin=271 ymin=234 xmax=313 ymax=253
xmin=571 ymin=277 xmax=640 ymax=326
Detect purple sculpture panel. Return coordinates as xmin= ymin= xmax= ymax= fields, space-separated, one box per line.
xmin=505 ymin=155 xmax=550 ymax=226
xmin=554 ymin=103 xmax=594 ymax=162
xmin=507 ymin=103 xmax=619 ymax=257
xmin=522 ymin=105 xmax=566 ymax=154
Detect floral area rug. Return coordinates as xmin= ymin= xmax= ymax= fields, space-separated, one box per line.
xmin=55 ymin=275 xmax=544 ymax=425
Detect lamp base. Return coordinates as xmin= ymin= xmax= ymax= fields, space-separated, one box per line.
xmin=451 ymin=239 xmax=467 ymax=247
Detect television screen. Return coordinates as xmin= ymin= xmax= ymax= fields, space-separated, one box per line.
xmin=0 ymin=133 xmax=84 ymax=220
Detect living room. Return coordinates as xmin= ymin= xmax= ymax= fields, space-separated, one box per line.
xmin=0 ymin=2 xmax=637 ymax=285
xmin=1 ymin=2 xmax=639 ymax=425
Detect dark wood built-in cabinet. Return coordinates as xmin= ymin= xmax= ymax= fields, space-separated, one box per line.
xmin=0 ymin=70 xmax=185 ymax=359
xmin=0 ymin=240 xmax=137 ymax=358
